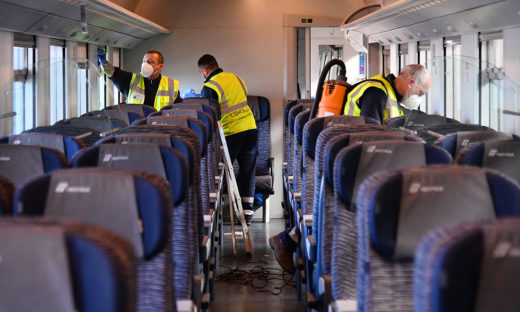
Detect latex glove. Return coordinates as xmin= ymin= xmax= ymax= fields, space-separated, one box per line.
xmin=97 ymin=48 xmax=107 ymax=65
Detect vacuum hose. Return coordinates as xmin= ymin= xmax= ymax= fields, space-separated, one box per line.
xmin=310 ymin=59 xmax=347 ymax=119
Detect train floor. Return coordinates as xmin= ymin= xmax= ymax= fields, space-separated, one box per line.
xmin=210 ymin=218 xmax=306 ymax=312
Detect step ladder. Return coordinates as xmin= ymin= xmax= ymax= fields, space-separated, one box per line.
xmin=218 ymin=121 xmax=253 ymax=255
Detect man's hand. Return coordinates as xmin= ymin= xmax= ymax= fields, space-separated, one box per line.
xmin=97 ymin=48 xmax=114 ymax=77
xmin=97 ymin=48 xmax=107 ymax=66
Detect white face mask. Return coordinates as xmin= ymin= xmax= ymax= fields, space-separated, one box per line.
xmin=141 ymin=62 xmax=155 ymax=78
xmin=401 ymin=85 xmax=425 ymax=110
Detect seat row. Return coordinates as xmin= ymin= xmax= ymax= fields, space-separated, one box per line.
xmin=282 ymin=99 xmax=520 ymax=311
xmin=0 ymin=95 xmax=273 ymax=312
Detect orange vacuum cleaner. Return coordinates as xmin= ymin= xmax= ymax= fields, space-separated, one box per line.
xmin=310 ymin=58 xmax=350 ymax=119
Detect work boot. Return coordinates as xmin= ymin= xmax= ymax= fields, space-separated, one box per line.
xmin=244 ymin=209 xmax=254 ymax=225
xmin=269 ymin=233 xmax=296 ymax=274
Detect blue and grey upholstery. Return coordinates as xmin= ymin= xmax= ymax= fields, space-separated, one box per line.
xmin=14 ymin=168 xmax=176 ymax=311
xmin=182 ymin=97 xmax=221 ymax=120
xmin=414 ymin=218 xmax=520 ymax=312
xmin=330 ymin=142 xmax=451 ymax=305
xmin=71 ymin=144 xmax=196 ymax=301
xmin=436 ymin=130 xmax=515 ymax=162
xmin=0 ymin=144 xmax=68 ymax=188
xmin=56 ymin=116 xmax=127 ymax=132
xmin=385 ymin=113 xmax=459 ymax=130
xmin=24 ymin=125 xmax=101 ymax=147
xmin=356 ymin=165 xmax=520 ymax=312
xmin=417 ymin=124 xmax=492 ymax=144
xmin=89 ymin=108 xmax=142 ymax=125
xmin=106 ymin=103 xmax=156 ymax=117
xmin=248 ymin=95 xmax=274 ymax=221
xmin=0 ymin=218 xmax=137 ymax=312
xmin=115 ymin=125 xmax=204 ymax=251
xmin=460 ymin=139 xmax=520 ymax=184
xmin=1 ymin=132 xmax=84 ymax=163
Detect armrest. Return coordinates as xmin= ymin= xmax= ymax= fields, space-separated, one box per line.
xmin=329 ymin=300 xmax=357 ymax=312
xmin=319 ymin=275 xmax=332 ymax=307
xmin=200 ymin=235 xmax=211 ymax=262
xmin=306 ymin=234 xmax=317 ymax=262
xmin=267 ymin=157 xmax=275 ymax=194
xmin=176 ymin=300 xmax=196 ymax=312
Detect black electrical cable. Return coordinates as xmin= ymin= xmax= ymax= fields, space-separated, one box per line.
xmin=215 ymin=258 xmax=297 ymax=296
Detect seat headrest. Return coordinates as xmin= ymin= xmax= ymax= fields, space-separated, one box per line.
xmin=0 ymin=145 xmax=67 ymax=188
xmin=304 ymin=116 xmax=380 ymax=158
xmin=288 ymin=103 xmax=312 ymax=134
xmin=362 ymin=165 xmax=517 ymax=260
xmin=473 ymin=140 xmax=520 ymax=184
xmin=0 ymin=219 xmax=136 ymax=312
xmin=247 ymin=95 xmax=270 ymax=122
xmin=423 ymin=219 xmax=520 ymax=312
xmin=334 ymin=141 xmax=430 ymax=209
xmin=9 ymin=133 xmax=65 ymax=154
xmin=25 ymin=168 xmax=172 ymax=260
xmin=74 ymin=144 xmax=187 ymax=206
xmin=295 ymin=110 xmax=311 ymax=145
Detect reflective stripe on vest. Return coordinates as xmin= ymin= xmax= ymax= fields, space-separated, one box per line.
xmin=343 ymin=74 xmax=403 ymax=120
xmin=204 ymin=72 xmax=256 ymax=136
xmin=127 ymin=74 xmax=179 ymax=111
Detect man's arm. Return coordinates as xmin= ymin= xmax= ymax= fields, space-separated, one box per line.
xmin=98 ymin=48 xmax=133 ymax=96
xmin=358 ymin=88 xmax=387 ymax=124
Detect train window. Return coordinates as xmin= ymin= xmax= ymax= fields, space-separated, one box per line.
xmin=444 ymin=36 xmax=462 ymax=120
xmin=112 ymin=48 xmax=122 ymax=104
xmin=50 ymin=39 xmax=65 ymax=124
xmin=98 ymin=46 xmax=107 ymax=109
xmin=382 ymin=45 xmax=390 ymax=76
xmin=77 ymin=43 xmax=88 ymax=116
xmin=480 ymin=31 xmax=504 ymax=130
xmin=398 ymin=43 xmax=408 ymax=72
xmin=418 ymin=40 xmax=431 ymax=113
xmin=13 ymin=33 xmax=36 ymax=133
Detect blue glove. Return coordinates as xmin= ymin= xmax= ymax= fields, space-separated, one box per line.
xmin=97 ymin=48 xmax=107 ymax=66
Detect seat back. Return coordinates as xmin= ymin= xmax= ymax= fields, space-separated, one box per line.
xmin=96 ymin=108 xmax=142 ymax=125
xmin=292 ymin=109 xmax=312 ymax=194
xmin=56 ymin=116 xmax=127 ymax=132
xmin=436 ymin=130 xmax=515 ymax=161
xmin=0 ymin=218 xmax=137 ymax=312
xmin=107 ymin=103 xmax=156 ymax=117
xmin=414 ymin=218 xmax=520 ymax=312
xmin=286 ymin=102 xmax=312 ymax=174
xmin=248 ymin=95 xmax=271 ymax=176
xmin=4 ymin=132 xmax=84 ymax=163
xmin=385 ymin=113 xmax=460 ymax=130
xmin=330 ymin=142 xmax=452 ymax=301
xmin=301 ymin=116 xmax=379 ymax=215
xmin=417 ymin=124 xmax=492 ymax=143
xmin=24 ymin=125 xmax=101 ymax=147
xmin=182 ymin=97 xmax=221 ymax=120
xmin=356 ymin=165 xmax=520 ymax=311
xmin=0 ymin=144 xmax=68 ymax=188
xmin=461 ymin=139 xmax=520 ymax=184
xmin=284 ymin=99 xmax=312 ymax=165
xmin=14 ymin=168 xmax=177 ymax=310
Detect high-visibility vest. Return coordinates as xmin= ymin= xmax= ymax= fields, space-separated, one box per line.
xmin=343 ymin=74 xmax=403 ymax=120
xmin=127 ymin=73 xmax=179 ymax=111
xmin=204 ymin=72 xmax=256 ymax=136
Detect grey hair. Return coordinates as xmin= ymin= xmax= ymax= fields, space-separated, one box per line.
xmin=399 ymin=64 xmax=429 ymax=87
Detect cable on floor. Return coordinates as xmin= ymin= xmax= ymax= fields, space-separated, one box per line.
xmin=215 ymin=258 xmax=297 ymax=296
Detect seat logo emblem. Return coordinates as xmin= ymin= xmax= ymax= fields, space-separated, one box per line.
xmin=55 ymin=181 xmax=91 ymax=194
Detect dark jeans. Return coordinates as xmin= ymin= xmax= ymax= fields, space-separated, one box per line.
xmin=225 ymin=129 xmax=258 ymax=210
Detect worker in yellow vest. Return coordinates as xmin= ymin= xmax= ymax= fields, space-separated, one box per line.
xmin=267 ymin=64 xmax=432 ymax=274
xmin=343 ymin=64 xmax=431 ymax=123
xmin=98 ymin=49 xmax=181 ymax=111
xmin=198 ymin=54 xmax=257 ymax=224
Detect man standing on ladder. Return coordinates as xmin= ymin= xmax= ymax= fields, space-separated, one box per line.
xmin=198 ymin=54 xmax=258 ymax=224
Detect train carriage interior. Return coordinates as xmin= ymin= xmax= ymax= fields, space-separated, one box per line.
xmin=1 ymin=0 xmax=520 ymax=311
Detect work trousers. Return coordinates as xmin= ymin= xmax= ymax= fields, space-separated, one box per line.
xmin=225 ymin=129 xmax=258 ymax=210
